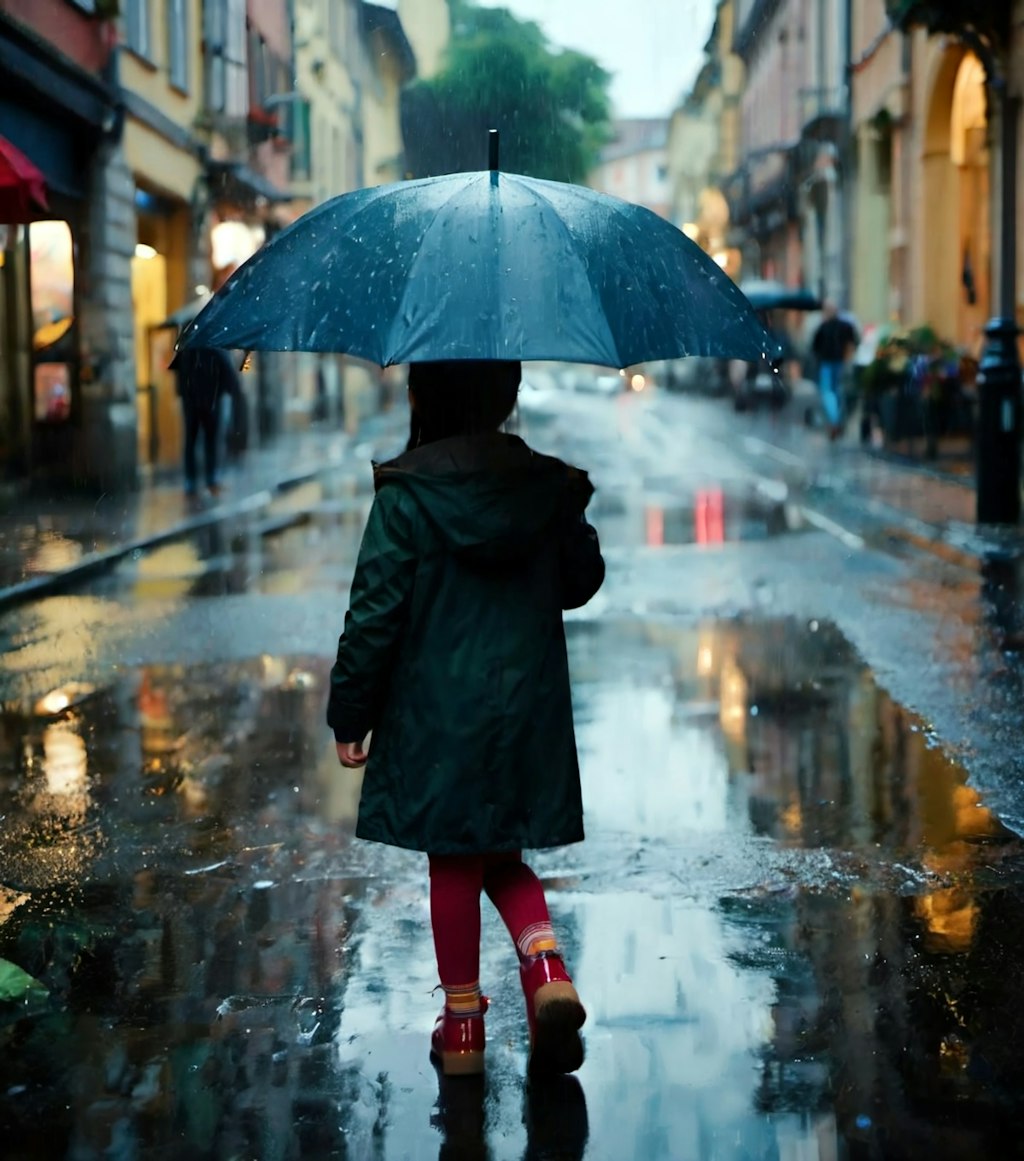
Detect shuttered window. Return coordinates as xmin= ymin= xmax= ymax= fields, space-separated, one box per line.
xmin=125 ymin=0 xmax=153 ymax=59
xmin=168 ymin=0 xmax=189 ymax=92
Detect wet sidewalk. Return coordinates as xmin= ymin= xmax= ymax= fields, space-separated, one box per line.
xmin=3 ymin=614 xmax=1024 ymax=1158
xmin=0 ymin=420 xmax=400 ymax=612
xmin=724 ymin=405 xmax=1024 ymax=561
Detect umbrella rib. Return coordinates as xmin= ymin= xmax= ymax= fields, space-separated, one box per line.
xmin=518 ymin=180 xmax=623 ymax=367
xmin=386 ymin=174 xmax=490 ymax=363
xmin=598 ymin=192 xmax=767 ymax=360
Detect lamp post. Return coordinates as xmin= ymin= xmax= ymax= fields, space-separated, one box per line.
xmin=975 ymin=89 xmax=1021 ymax=525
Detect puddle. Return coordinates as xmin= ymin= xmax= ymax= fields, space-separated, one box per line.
xmin=68 ymin=477 xmax=814 ymax=604
xmin=1 ymin=617 xmax=1023 ymax=1157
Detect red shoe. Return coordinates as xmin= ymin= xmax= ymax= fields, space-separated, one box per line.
xmin=520 ymin=952 xmax=586 ymax=1075
xmin=431 ymin=995 xmax=489 ymax=1076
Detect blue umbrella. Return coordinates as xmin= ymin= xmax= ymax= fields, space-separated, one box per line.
xmin=180 ymin=151 xmax=777 ymax=368
xmin=739 ymin=279 xmax=822 ymax=312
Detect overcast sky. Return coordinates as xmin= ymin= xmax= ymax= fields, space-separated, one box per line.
xmin=476 ymin=0 xmax=718 ymax=119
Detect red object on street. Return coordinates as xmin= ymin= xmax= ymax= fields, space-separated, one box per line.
xmin=695 ymin=488 xmax=725 ymax=545
xmin=0 ymin=136 xmax=49 ymax=223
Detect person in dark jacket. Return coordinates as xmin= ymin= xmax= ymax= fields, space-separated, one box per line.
xmin=328 ymin=359 xmax=604 ymax=1078
xmin=174 ymin=346 xmax=241 ymax=497
xmin=810 ymin=301 xmax=859 ymax=439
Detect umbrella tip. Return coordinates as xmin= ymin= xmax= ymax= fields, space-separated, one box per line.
xmin=488 ymin=129 xmax=499 ymax=174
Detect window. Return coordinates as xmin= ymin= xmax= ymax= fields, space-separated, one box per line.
xmin=204 ymin=0 xmax=247 ymax=116
xmin=125 ymin=0 xmax=153 ymax=59
xmin=168 ymin=0 xmax=189 ymax=91
xmin=29 ymin=221 xmax=76 ymax=424
xmin=288 ymin=99 xmax=312 ymax=182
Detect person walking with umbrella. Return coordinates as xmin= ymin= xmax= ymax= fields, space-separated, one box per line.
xmin=176 ymin=134 xmax=776 ymax=1077
xmin=328 ymin=360 xmax=604 ymax=1077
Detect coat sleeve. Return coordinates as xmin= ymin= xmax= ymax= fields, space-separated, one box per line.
xmin=327 ymin=487 xmax=417 ymax=742
xmin=559 ymin=511 xmax=605 ymax=610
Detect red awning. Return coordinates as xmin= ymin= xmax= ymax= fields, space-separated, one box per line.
xmin=0 ymin=134 xmax=49 ymax=223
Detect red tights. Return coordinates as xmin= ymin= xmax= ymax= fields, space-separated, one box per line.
xmin=428 ymin=852 xmax=552 ymax=986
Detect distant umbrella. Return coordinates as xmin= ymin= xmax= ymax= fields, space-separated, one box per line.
xmin=739 ymin=280 xmax=822 ymax=312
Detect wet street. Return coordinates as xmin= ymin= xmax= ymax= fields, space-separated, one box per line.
xmin=3 ymin=385 xmax=1024 ymax=1160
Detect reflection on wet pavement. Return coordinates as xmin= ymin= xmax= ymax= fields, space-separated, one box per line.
xmin=596 ymin=485 xmax=804 ymax=548
xmin=98 ymin=476 xmax=371 ymax=600
xmin=2 ymin=617 xmax=1024 ymax=1158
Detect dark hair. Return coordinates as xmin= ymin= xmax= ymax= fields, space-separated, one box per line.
xmin=406 ymin=361 xmax=521 ymax=449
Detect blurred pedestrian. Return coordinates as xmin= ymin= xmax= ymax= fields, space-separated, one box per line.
xmin=327 ymin=360 xmax=604 ymax=1078
xmin=174 ymin=346 xmax=241 ymax=497
xmin=811 ymin=301 xmax=859 ymax=440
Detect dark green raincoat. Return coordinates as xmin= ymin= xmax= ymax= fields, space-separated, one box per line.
xmin=327 ymin=431 xmax=604 ymax=855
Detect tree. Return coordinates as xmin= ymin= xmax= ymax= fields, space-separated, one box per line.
xmin=401 ymin=1 xmax=613 ymax=183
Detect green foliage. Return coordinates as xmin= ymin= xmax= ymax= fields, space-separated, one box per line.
xmin=401 ymin=0 xmax=613 ymax=182
xmin=0 ymin=957 xmax=48 ymax=1005
xmin=862 ymin=323 xmax=962 ymax=396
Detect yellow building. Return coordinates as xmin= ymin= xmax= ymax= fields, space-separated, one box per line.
xmin=665 ymin=0 xmax=744 ymax=276
xmin=397 ymin=0 xmax=449 ymax=82
xmin=290 ymin=0 xmax=450 ymax=432
xmin=120 ymin=0 xmax=206 ymax=472
xmin=361 ymin=3 xmax=417 ymax=186
xmin=293 ymin=0 xmax=362 ymax=208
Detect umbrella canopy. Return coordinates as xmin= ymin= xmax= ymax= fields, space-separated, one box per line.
xmin=0 ymin=135 xmax=49 ymax=223
xmin=739 ymin=279 xmax=821 ymax=312
xmin=179 ymin=169 xmax=778 ymax=367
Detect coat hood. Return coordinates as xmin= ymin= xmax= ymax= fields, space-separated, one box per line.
xmin=373 ymin=432 xmax=593 ymax=564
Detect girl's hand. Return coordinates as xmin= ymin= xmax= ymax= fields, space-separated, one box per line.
xmin=336 ymin=739 xmax=369 ymax=768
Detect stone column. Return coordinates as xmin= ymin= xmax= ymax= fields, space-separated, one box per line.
xmin=75 ymin=138 xmax=138 ymax=492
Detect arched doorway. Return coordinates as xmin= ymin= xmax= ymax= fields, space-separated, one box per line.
xmin=921 ymin=50 xmax=990 ymax=352
xmin=950 ymin=55 xmax=990 ymax=348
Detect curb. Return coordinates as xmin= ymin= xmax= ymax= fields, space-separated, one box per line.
xmin=861 ymin=445 xmax=975 ymax=490
xmin=0 ymin=462 xmax=343 ymax=614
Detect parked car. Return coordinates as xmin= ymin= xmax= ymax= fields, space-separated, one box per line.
xmin=577 ymin=372 xmax=624 ymax=396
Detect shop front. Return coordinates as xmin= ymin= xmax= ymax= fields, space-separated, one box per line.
xmin=0 ymin=13 xmax=121 ymax=488
xmin=0 ymin=138 xmax=88 ymax=485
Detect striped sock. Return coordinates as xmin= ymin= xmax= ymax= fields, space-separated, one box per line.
xmin=516 ymin=922 xmax=558 ymax=960
xmin=443 ymin=981 xmax=483 ymax=1018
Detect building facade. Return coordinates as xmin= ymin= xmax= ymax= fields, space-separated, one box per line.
xmin=722 ymin=0 xmax=851 ymax=304
xmin=849 ymin=2 xmax=1017 ymax=353
xmin=2 ymin=0 xmax=427 ymax=491
xmin=119 ymin=0 xmax=209 ymax=477
xmin=0 ymin=0 xmax=128 ymax=490
xmin=589 ymin=119 xmax=671 ymax=219
xmin=665 ymin=0 xmax=745 ymax=278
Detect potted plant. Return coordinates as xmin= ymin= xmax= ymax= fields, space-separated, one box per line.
xmin=865 ymin=325 xmax=963 ymax=451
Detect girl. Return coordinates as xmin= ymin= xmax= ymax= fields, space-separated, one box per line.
xmin=328 ymin=360 xmax=604 ymax=1077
